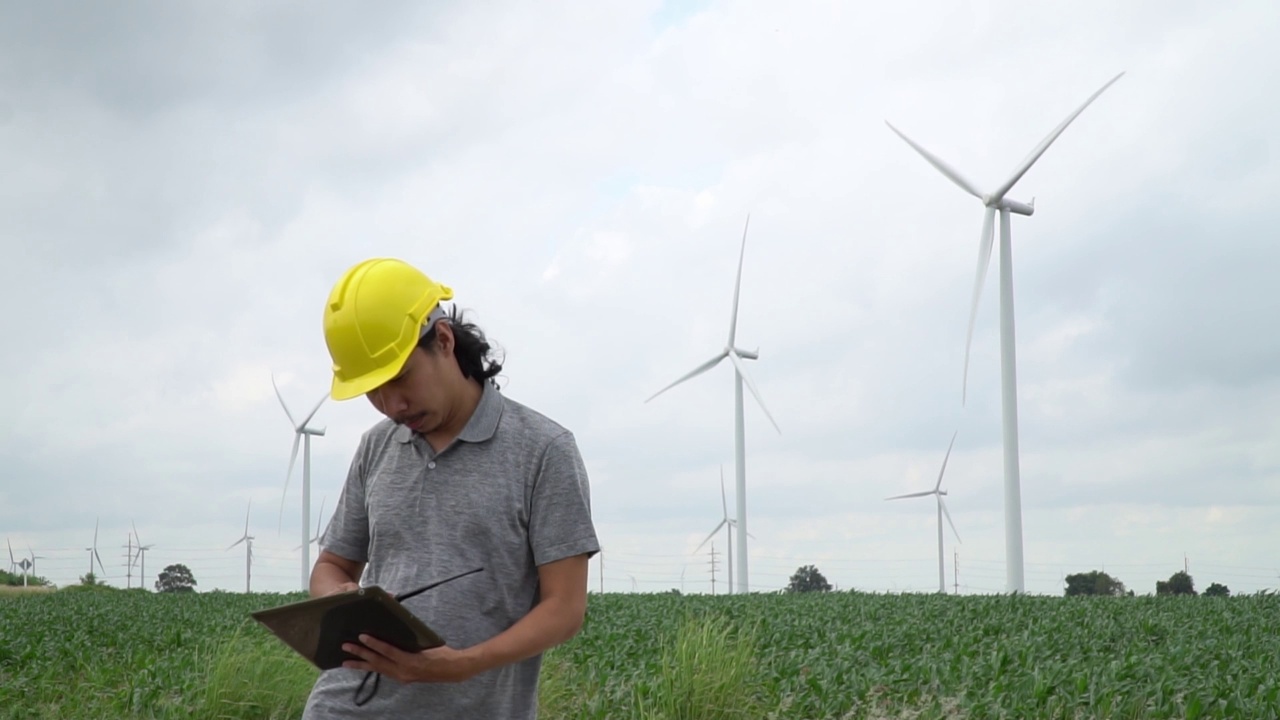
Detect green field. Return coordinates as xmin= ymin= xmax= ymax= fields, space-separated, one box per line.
xmin=1 ymin=587 xmax=1278 ymax=719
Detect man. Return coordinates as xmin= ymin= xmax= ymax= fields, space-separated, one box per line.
xmin=301 ymin=257 xmax=600 ymax=718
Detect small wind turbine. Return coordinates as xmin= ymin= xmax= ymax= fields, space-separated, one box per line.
xmin=227 ymin=501 xmax=255 ymax=593
xmin=131 ymin=521 xmax=154 ymax=591
xmin=886 ymin=430 xmax=962 ymax=594
xmin=646 ymin=215 xmax=781 ymax=595
xmin=885 ymin=71 xmax=1124 ymax=593
xmin=85 ymin=517 xmax=105 ymax=583
xmin=693 ymin=465 xmax=756 ymax=594
xmin=293 ymin=496 xmax=328 ymax=552
xmin=27 ymin=544 xmax=45 ymax=582
xmin=272 ymin=373 xmax=327 ymax=591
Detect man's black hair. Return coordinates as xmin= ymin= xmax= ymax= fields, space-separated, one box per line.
xmin=418 ymin=305 xmax=504 ymax=387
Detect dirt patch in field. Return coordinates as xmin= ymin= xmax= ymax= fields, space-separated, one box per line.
xmin=0 ymin=585 xmax=55 ymax=596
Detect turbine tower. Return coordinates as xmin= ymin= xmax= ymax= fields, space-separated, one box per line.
xmin=646 ymin=215 xmax=781 ymax=594
xmin=227 ymin=501 xmax=255 ymax=593
xmin=272 ymin=374 xmax=327 ymax=591
xmin=886 ymin=431 xmax=962 ymax=594
xmin=693 ymin=466 xmax=756 ymax=593
xmin=885 ymin=72 xmax=1124 ymax=593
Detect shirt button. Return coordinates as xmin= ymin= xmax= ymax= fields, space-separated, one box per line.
xmin=428 ymin=462 xmax=436 ymax=469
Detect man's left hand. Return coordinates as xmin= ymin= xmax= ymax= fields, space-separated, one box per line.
xmin=342 ymin=635 xmax=482 ymax=684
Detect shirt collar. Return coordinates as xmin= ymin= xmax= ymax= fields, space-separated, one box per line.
xmin=394 ymin=381 xmax=503 ymax=445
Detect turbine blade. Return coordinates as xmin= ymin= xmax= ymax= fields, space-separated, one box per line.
xmin=720 ymin=466 xmax=728 ymax=518
xmin=940 ymin=496 xmax=961 ymax=544
xmin=962 ymin=207 xmax=997 ymax=405
xmin=6 ymin=539 xmax=13 ymax=564
xmin=990 ymin=71 xmax=1125 ymax=202
xmin=314 ymin=496 xmax=327 ymax=538
xmin=885 ymin=121 xmax=984 ymax=199
xmin=747 ymin=531 xmax=757 ymax=540
xmin=695 ymin=519 xmax=728 ymax=553
xmin=727 ymin=214 xmax=750 ymax=348
xmin=299 ymin=392 xmax=327 ymax=430
xmin=645 ymin=351 xmax=728 ymax=403
xmin=280 ymin=433 xmax=301 ymax=533
xmin=94 ymin=548 xmax=104 ymax=575
xmin=726 ymin=351 xmax=781 ymax=434
xmin=271 ymin=373 xmax=298 ymax=428
xmin=885 ymin=489 xmax=936 ymax=501
xmin=132 ymin=520 xmax=141 ymax=550
xmin=934 ymin=430 xmax=959 ymax=492
xmin=227 ymin=537 xmax=245 ymax=551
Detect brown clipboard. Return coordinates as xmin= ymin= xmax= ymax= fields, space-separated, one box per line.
xmin=250 ymin=566 xmax=483 ymax=671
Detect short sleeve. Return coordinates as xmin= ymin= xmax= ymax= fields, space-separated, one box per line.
xmin=318 ymin=437 xmax=371 ymax=564
xmin=528 ymin=430 xmax=601 ymax=567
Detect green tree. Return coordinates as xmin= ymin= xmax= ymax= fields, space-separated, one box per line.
xmin=1064 ymin=570 xmax=1126 ymax=596
xmin=1156 ymin=570 xmax=1196 ymax=596
xmin=79 ymin=571 xmax=103 ymax=586
xmin=1204 ymin=582 xmax=1230 ymax=597
xmin=155 ymin=563 xmax=198 ymax=593
xmin=786 ymin=564 xmax=832 ymax=593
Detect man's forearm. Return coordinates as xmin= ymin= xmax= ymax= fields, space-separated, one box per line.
xmin=462 ymin=596 xmax=584 ymax=676
xmin=310 ymin=560 xmax=359 ymax=598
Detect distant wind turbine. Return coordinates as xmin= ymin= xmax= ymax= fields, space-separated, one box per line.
xmin=693 ymin=465 xmax=756 ymax=594
xmin=885 ymin=71 xmax=1124 ymax=593
xmin=272 ymin=373 xmax=327 ymax=591
xmin=85 ymin=517 xmax=105 ymax=582
xmin=646 ymin=215 xmax=781 ymax=594
xmin=131 ymin=520 xmax=154 ymax=591
xmin=886 ymin=430 xmax=962 ymax=594
xmin=227 ymin=501 xmax=255 ymax=593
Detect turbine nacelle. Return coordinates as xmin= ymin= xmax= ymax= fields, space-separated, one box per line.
xmin=988 ymin=196 xmax=1035 ymax=216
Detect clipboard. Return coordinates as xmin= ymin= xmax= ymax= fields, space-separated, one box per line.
xmin=251 ymin=566 xmax=484 ymax=670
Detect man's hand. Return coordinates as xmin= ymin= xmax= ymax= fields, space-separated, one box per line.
xmin=326 ymin=581 xmax=359 ymax=596
xmin=341 ymin=635 xmax=481 ymax=684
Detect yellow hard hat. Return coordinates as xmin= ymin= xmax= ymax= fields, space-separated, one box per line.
xmin=322 ymin=258 xmax=454 ymax=400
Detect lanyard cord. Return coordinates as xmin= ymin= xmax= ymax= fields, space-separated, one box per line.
xmin=349 ymin=566 xmax=485 ymax=707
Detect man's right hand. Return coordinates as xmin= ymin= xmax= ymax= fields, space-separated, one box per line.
xmin=327 ymin=581 xmax=360 ymax=596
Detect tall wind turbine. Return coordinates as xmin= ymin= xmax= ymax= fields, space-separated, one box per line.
xmin=272 ymin=374 xmax=327 ymax=590
xmin=886 ymin=431 xmax=962 ymax=594
xmin=885 ymin=72 xmax=1124 ymax=593
xmin=227 ymin=501 xmax=254 ymax=593
xmin=693 ymin=466 xmax=756 ymax=594
xmin=646 ymin=215 xmax=782 ymax=594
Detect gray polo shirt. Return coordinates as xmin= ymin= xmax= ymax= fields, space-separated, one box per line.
xmin=301 ymin=380 xmax=600 ymax=719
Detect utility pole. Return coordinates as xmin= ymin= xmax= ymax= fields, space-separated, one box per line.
xmin=1184 ymin=553 xmax=1189 ymax=575
xmin=953 ymin=551 xmax=959 ymax=595
xmin=708 ymin=542 xmax=720 ymax=596
xmin=123 ymin=533 xmax=134 ymax=589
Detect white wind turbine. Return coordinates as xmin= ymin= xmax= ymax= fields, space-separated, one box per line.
xmin=272 ymin=374 xmax=328 ymax=591
xmin=646 ymin=215 xmax=782 ymax=595
xmin=131 ymin=521 xmax=154 ymax=592
xmin=886 ymin=431 xmax=962 ymax=594
xmin=693 ymin=466 xmax=756 ymax=594
xmin=885 ymin=72 xmax=1124 ymax=593
xmin=227 ymin=501 xmax=255 ymax=593
xmin=85 ymin=517 xmax=105 ymax=583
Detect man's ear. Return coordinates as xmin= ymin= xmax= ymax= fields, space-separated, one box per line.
xmin=432 ymin=320 xmax=456 ymax=354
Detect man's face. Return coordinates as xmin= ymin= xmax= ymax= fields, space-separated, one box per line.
xmin=365 ymin=323 xmax=458 ymax=435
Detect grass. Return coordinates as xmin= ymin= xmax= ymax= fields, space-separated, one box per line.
xmin=3 ymin=588 xmax=1280 ymax=718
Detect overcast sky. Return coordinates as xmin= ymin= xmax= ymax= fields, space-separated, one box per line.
xmin=2 ymin=0 xmax=1277 ymax=597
